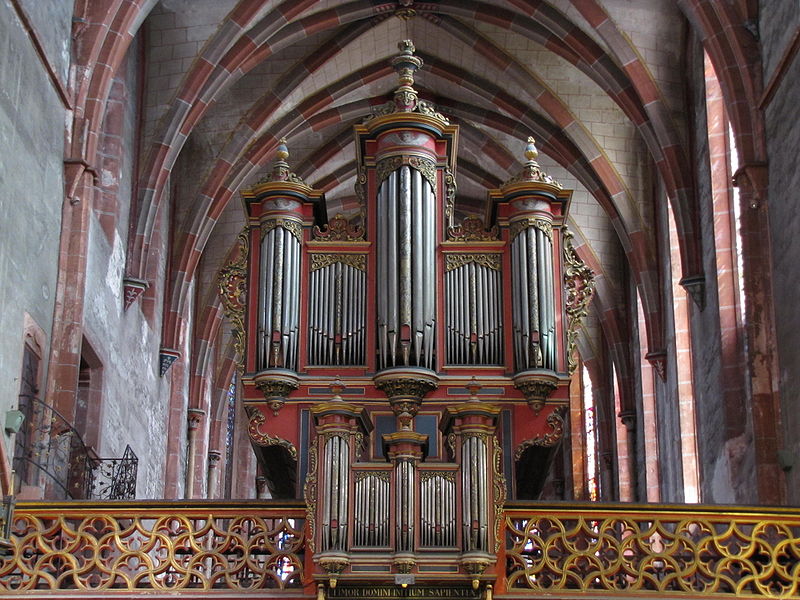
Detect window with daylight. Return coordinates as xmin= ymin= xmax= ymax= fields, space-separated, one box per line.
xmin=582 ymin=364 xmax=599 ymax=501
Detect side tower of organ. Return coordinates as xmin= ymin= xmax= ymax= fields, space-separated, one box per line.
xmin=225 ymin=40 xmax=594 ymax=593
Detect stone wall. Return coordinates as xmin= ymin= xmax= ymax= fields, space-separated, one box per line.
xmin=760 ymin=1 xmax=800 ymax=503
xmin=0 ymin=0 xmax=68 ymax=463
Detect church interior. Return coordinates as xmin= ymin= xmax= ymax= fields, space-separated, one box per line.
xmin=0 ymin=0 xmax=799 ymax=597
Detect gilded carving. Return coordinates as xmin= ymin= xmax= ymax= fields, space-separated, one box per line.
xmin=314 ymin=213 xmax=365 ymax=241
xmin=503 ymin=138 xmax=563 ymax=189
xmin=563 ymin=229 xmax=595 ymax=374
xmin=492 ymin=438 xmax=506 ymax=552
xmin=448 ymin=216 xmax=499 ymax=241
xmin=254 ymin=377 xmax=299 ymax=416
xmin=407 ymin=155 xmax=437 ymax=192
xmin=444 ymin=165 xmax=456 ymax=229
xmin=374 ymin=376 xmax=438 ymax=400
xmin=304 ymin=438 xmax=318 ymax=551
xmin=420 ymin=471 xmax=455 ymax=483
xmin=509 ymin=218 xmax=553 ymax=241
xmin=309 ymin=253 xmax=367 ymax=273
xmin=217 ymin=229 xmax=248 ymax=370
xmin=445 ymin=253 xmax=501 ymax=273
xmin=514 ymin=378 xmax=558 ymax=414
xmin=376 ymin=156 xmax=403 ymax=186
xmin=261 ymin=218 xmax=303 ymax=242
xmin=247 ymin=408 xmax=299 ymax=460
xmin=513 ymin=409 xmax=566 ymax=461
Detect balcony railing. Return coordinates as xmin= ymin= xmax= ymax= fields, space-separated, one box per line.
xmin=13 ymin=396 xmax=138 ymax=500
xmin=505 ymin=502 xmax=800 ymax=598
xmin=0 ymin=500 xmax=306 ymax=594
xmin=0 ymin=500 xmax=797 ymax=597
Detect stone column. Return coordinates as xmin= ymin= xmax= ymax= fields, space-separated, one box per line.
xmin=185 ymin=408 xmax=205 ymax=499
xmin=207 ymin=450 xmax=222 ymax=499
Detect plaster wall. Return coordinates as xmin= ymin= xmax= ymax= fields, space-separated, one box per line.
xmin=760 ymin=3 xmax=800 ymax=503
xmin=0 ymin=0 xmax=66 ymax=455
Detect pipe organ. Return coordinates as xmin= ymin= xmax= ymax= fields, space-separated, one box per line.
xmin=227 ymin=39 xmax=594 ymax=597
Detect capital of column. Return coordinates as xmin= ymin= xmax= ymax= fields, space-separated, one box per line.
xmin=187 ymin=408 xmax=206 ymax=431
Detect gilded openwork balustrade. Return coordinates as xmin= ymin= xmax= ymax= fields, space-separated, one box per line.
xmin=2 ymin=501 xmax=798 ymax=598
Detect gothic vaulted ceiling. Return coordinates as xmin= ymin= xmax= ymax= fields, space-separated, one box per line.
xmin=129 ymin=0 xmax=700 ymax=366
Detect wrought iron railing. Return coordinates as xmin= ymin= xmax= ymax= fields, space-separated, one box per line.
xmin=0 ymin=501 xmax=306 ymax=593
xmin=13 ymin=395 xmax=138 ymax=500
xmin=505 ymin=502 xmax=800 ymax=598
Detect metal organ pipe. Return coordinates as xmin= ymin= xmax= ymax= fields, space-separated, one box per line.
xmin=511 ymin=222 xmax=556 ymax=371
xmin=258 ymin=223 xmax=300 ymax=370
xmin=376 ymin=166 xmax=436 ymax=370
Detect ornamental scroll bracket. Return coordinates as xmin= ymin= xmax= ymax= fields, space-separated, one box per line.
xmin=513 ymin=408 xmax=566 ymax=461
xmin=562 ymin=228 xmax=595 ymax=375
xmin=246 ymin=406 xmax=299 ymax=461
xmin=217 ymin=229 xmax=248 ymax=371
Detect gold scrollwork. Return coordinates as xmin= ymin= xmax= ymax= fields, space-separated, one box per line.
xmin=513 ymin=409 xmax=566 ymax=461
xmin=444 ymin=165 xmax=456 ymax=229
xmin=247 ymin=409 xmax=299 ymax=460
xmin=304 ymin=439 xmax=318 ymax=552
xmin=505 ymin=507 xmax=800 ymax=597
xmin=309 ymin=253 xmax=367 ymax=273
xmin=355 ymin=470 xmax=390 ymax=482
xmin=563 ymin=228 xmax=595 ymax=374
xmin=376 ymin=156 xmax=403 ymax=186
xmin=447 ymin=216 xmax=499 ymax=241
xmin=217 ymin=229 xmax=248 ymax=370
xmin=509 ymin=218 xmax=553 ymax=241
xmin=313 ymin=213 xmax=365 ymax=241
xmin=261 ymin=217 xmax=303 ymax=242
xmin=445 ymin=253 xmax=501 ymax=272
xmin=493 ymin=438 xmax=506 ymax=552
xmin=407 ymin=155 xmax=437 ymax=192
xmin=2 ymin=506 xmax=306 ymax=592
xmin=420 ymin=471 xmax=456 ymax=483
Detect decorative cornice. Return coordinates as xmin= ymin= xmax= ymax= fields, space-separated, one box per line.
xmin=218 ymin=229 xmax=248 ymax=370
xmin=563 ymin=228 xmax=595 ymax=375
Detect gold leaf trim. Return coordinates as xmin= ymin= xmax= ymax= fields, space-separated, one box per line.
xmin=445 ymin=253 xmax=501 ymax=272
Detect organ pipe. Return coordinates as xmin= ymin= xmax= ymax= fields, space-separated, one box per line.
xmin=375 ymin=168 xmax=436 ymax=370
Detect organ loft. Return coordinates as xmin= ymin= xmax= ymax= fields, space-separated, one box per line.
xmin=222 ymin=40 xmax=594 ymax=592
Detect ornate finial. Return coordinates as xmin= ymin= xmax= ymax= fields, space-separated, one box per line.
xmin=259 ymin=139 xmax=306 ymax=185
xmin=276 ymin=138 xmax=289 ymax=161
xmin=329 ymin=377 xmax=345 ymax=401
xmin=524 ymin=137 xmax=538 ymax=161
xmin=391 ymin=39 xmax=423 ymax=111
xmin=503 ymin=136 xmax=563 ymax=188
xmin=466 ymin=377 xmax=482 ymax=401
